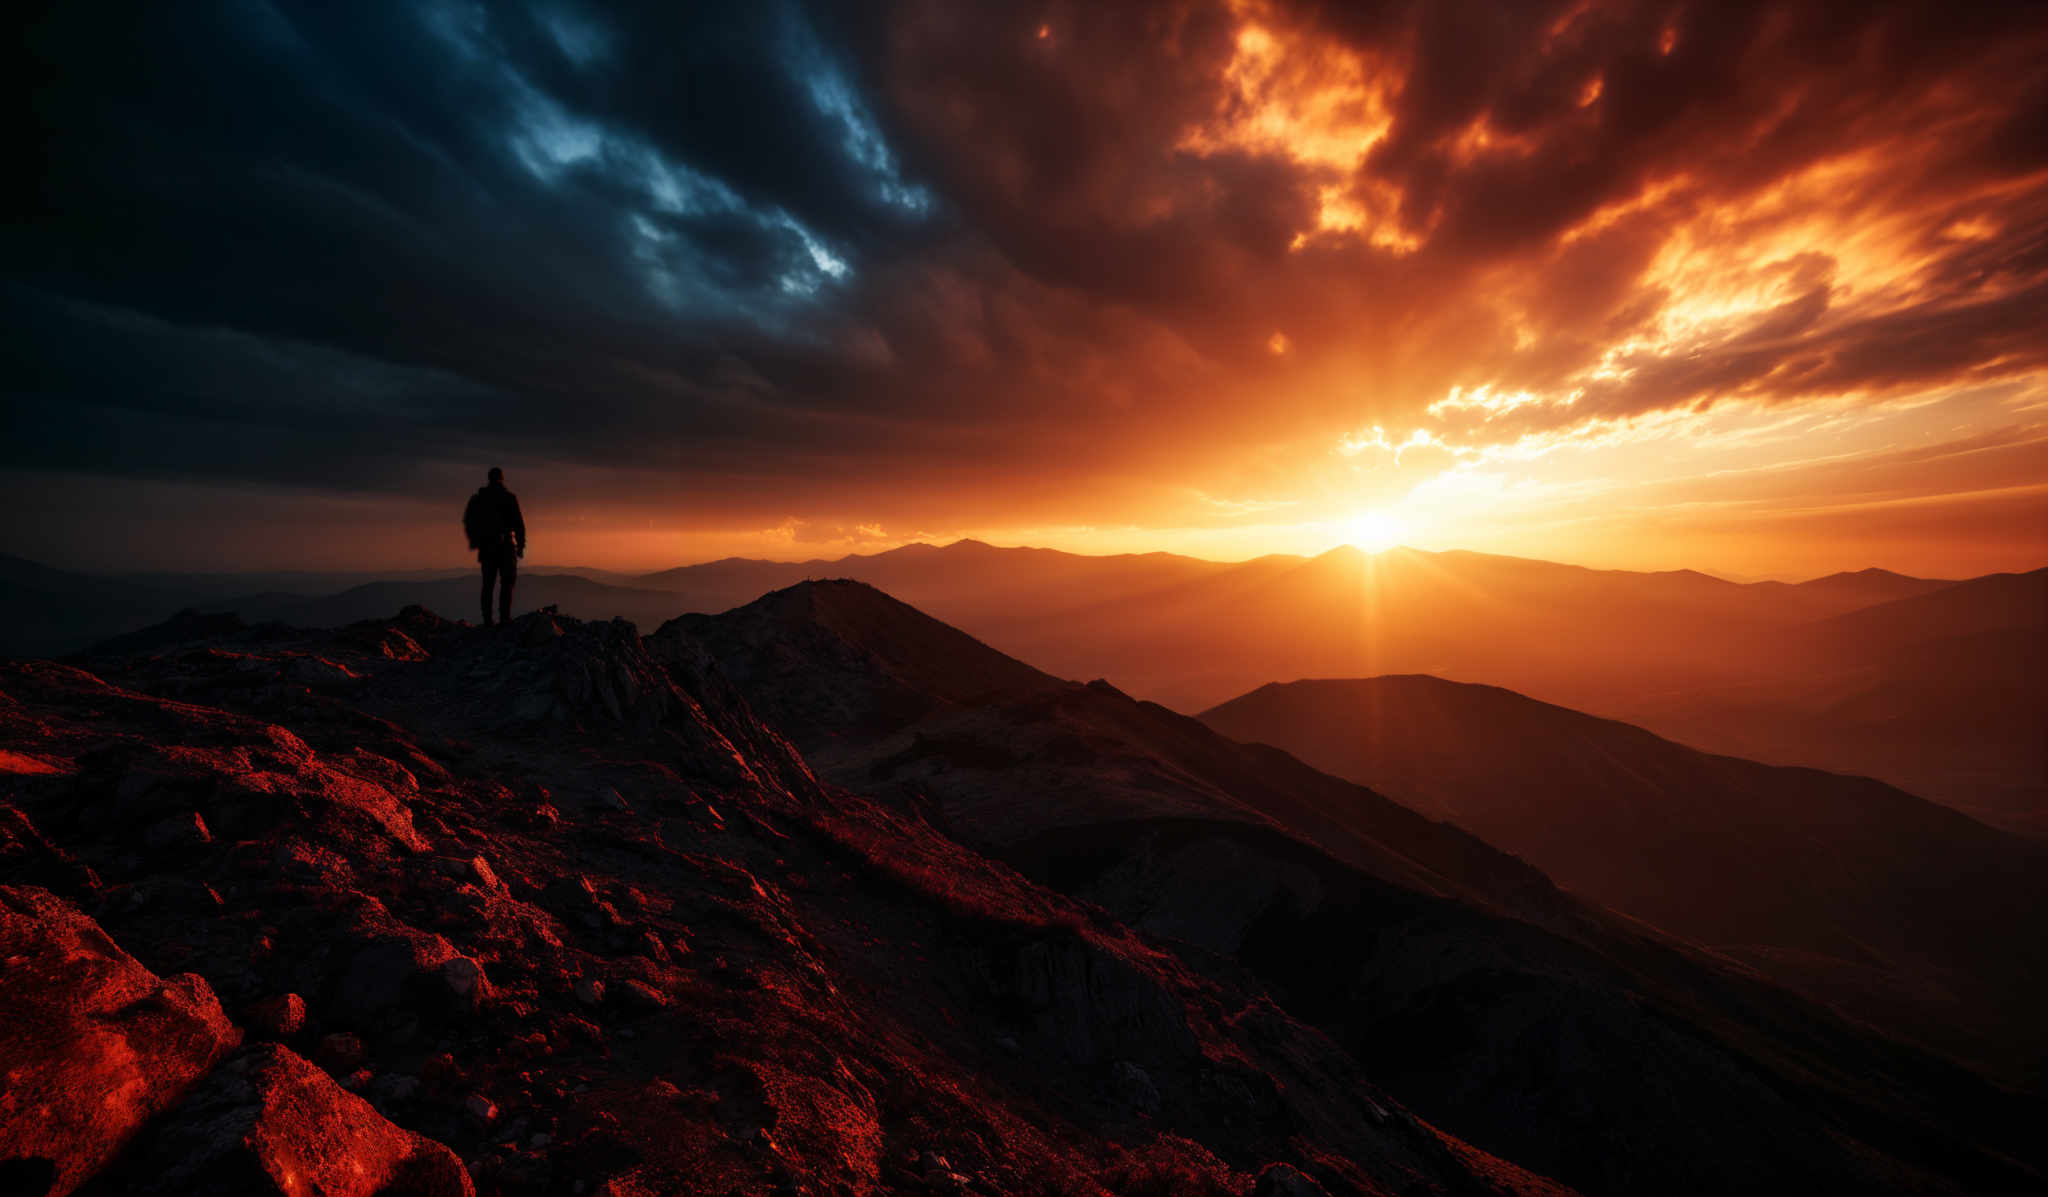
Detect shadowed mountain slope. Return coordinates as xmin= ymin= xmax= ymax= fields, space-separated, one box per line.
xmin=1820 ymin=566 xmax=2048 ymax=643
xmin=1199 ymin=675 xmax=2048 ymax=1082
xmin=0 ymin=553 xmax=191 ymax=659
xmin=656 ymin=582 xmax=1575 ymax=923
xmin=659 ymin=580 xmax=2047 ymax=1197
xmin=1741 ymin=567 xmax=1953 ymax=612
xmin=1625 ymin=568 xmax=2048 ymax=836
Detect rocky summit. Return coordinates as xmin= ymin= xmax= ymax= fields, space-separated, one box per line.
xmin=1 ymin=605 xmax=1582 ymax=1197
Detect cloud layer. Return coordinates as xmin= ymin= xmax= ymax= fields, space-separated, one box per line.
xmin=7 ymin=0 xmax=2045 ymax=572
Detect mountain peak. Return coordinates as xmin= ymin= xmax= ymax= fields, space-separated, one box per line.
xmin=652 ymin=578 xmax=1062 ymax=750
xmin=1311 ymin=543 xmax=1370 ymax=565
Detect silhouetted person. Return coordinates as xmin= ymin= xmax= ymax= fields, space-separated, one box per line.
xmin=463 ymin=467 xmax=526 ymax=626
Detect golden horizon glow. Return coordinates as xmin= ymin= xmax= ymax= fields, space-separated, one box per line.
xmin=1344 ymin=511 xmax=1406 ymax=553
xmin=10 ymin=2 xmax=2043 ymax=588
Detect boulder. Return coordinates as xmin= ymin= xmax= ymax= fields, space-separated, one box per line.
xmin=246 ymin=993 xmax=307 ymax=1038
xmin=440 ymin=956 xmax=491 ymax=1014
xmin=333 ymin=928 xmax=458 ymax=1017
xmin=315 ymin=1032 xmax=366 ymax=1075
xmin=1253 ymin=1163 xmax=1331 ymax=1197
xmin=0 ymin=884 xmax=239 ymax=1197
xmin=105 ymin=1043 xmax=472 ymax=1196
xmin=465 ymin=855 xmax=502 ymax=893
xmin=463 ymin=1093 xmax=499 ymax=1129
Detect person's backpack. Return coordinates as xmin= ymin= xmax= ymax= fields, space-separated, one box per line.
xmin=462 ymin=490 xmax=492 ymax=550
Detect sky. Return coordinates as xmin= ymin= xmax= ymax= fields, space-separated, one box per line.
xmin=7 ymin=0 xmax=2047 ymax=580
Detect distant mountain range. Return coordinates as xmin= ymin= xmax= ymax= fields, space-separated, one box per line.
xmin=1200 ymin=675 xmax=2048 ymax=1079
xmin=4 ymin=541 xmax=2040 ymax=834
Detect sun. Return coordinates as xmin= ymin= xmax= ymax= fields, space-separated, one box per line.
xmin=1345 ymin=511 xmax=1406 ymax=552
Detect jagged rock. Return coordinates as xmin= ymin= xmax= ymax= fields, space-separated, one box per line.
xmin=0 ymin=804 xmax=99 ymax=896
xmin=333 ymin=927 xmax=458 ymax=1016
xmin=1253 ymin=1163 xmax=1331 ymax=1197
xmin=246 ymin=993 xmax=306 ymax=1038
xmin=634 ymin=929 xmax=671 ymax=962
xmin=466 ymin=854 xmax=502 ymax=892
xmin=612 ymin=978 xmax=668 ymax=1013
xmin=143 ymin=810 xmax=213 ymax=854
xmin=287 ymin=654 xmax=360 ymax=687
xmin=105 ymin=1043 xmax=473 ymax=1196
xmin=0 ymin=885 xmax=239 ymax=1197
xmin=315 ymin=1032 xmax=366 ymax=1075
xmin=542 ymin=875 xmax=628 ymax=933
xmin=440 ymin=956 xmax=491 ymax=1014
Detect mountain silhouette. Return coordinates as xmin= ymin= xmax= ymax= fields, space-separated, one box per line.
xmin=1629 ymin=567 xmax=2048 ymax=836
xmin=1200 ymin=675 xmax=2048 ymax=1080
xmin=1750 ymin=566 xmax=1956 ymax=611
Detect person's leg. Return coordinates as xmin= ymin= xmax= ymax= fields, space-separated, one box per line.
xmin=480 ymin=557 xmax=498 ymax=625
xmin=499 ymin=553 xmax=517 ymax=624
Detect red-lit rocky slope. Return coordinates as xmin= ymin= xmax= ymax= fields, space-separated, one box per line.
xmin=3 ymin=607 xmax=1573 ymax=1197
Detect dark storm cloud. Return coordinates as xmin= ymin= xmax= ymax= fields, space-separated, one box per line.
xmin=7 ymin=0 xmax=2048 ymax=533
xmin=8 ymin=0 xmax=942 ymax=495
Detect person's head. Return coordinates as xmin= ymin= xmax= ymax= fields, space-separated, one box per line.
xmin=487 ymin=467 xmax=504 ymax=486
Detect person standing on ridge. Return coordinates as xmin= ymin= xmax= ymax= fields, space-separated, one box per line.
xmin=463 ymin=466 xmax=526 ymax=626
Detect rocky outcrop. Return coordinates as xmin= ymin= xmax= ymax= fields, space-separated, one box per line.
xmin=103 ymin=1043 xmax=472 ymax=1197
xmin=0 ymin=885 xmax=239 ymax=1197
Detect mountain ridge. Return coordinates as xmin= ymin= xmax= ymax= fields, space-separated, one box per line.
xmin=1198 ymin=674 xmax=2048 ymax=1083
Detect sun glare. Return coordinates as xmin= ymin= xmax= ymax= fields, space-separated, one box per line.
xmin=1345 ymin=511 xmax=1405 ymax=552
